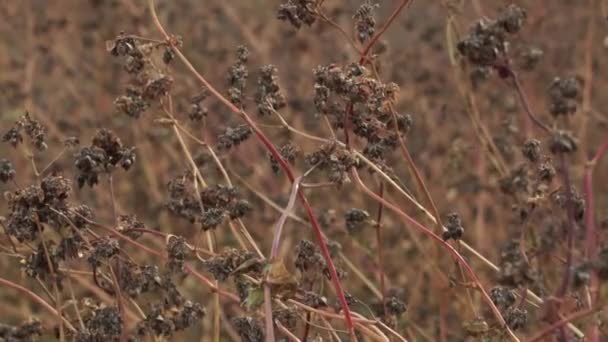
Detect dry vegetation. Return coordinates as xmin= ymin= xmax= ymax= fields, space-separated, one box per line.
xmin=1 ymin=0 xmax=608 ymax=341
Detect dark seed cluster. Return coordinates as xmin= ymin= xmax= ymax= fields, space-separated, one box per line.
xmin=87 ymin=237 xmax=119 ymax=268
xmin=2 ymin=112 xmax=47 ymax=151
xmin=217 ymin=124 xmax=253 ymax=150
xmin=228 ymin=45 xmax=250 ymax=107
xmin=78 ymin=306 xmax=122 ymax=341
xmin=108 ymin=33 xmax=176 ymax=118
xmin=0 ymin=158 xmax=16 ymax=183
xmin=354 ymin=1 xmax=379 ymax=43
xmin=269 ymin=142 xmax=300 ymax=174
xmin=256 ymin=65 xmax=286 ymax=116
xmin=0 ymin=320 xmax=42 ymax=341
xmin=204 ymin=248 xmax=263 ymax=281
xmin=277 ymin=0 xmax=316 ymax=29
xmin=5 ymin=174 xmax=75 ymax=242
xmin=457 ymin=4 xmax=526 ymax=67
xmin=305 ymin=141 xmax=359 ymax=185
xmin=166 ymin=235 xmax=190 ymax=271
xmin=232 ymin=316 xmax=264 ymax=342
xmin=167 ymin=180 xmax=253 ymax=230
xmin=497 ymin=240 xmax=537 ymax=287
xmin=344 ymin=208 xmax=370 ymax=233
xmin=548 ymin=77 xmax=580 ymax=117
xmin=442 ymin=212 xmax=464 ymax=241
xmin=188 ymin=89 xmax=209 ymax=122
xmin=74 ymin=129 xmax=136 ymax=188
xmin=135 ymin=300 xmax=205 ymax=337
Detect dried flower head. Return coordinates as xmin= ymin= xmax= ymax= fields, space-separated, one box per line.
xmin=548 ymin=76 xmax=580 ymax=116
xmin=256 ymin=65 xmax=286 ymax=116
xmin=0 ymin=159 xmax=16 ymax=183
xmin=204 ymin=249 xmax=263 ymax=281
xmin=354 ymin=1 xmax=379 ymax=43
xmin=269 ymin=142 xmax=300 ymax=173
xmin=442 ymin=212 xmax=464 ymax=241
xmin=87 ymin=237 xmax=120 ymax=268
xmin=232 ymin=316 xmax=264 ymax=342
xmin=277 ymin=0 xmax=316 ymax=29
xmin=0 ymin=319 xmax=42 ymax=341
xmin=550 ymin=130 xmax=578 ymax=154
xmin=228 ymin=45 xmax=250 ymax=107
xmin=74 ymin=129 xmax=136 ymax=187
xmin=522 ymin=138 xmax=542 ymax=163
xmin=166 ymin=235 xmax=189 ymax=271
xmin=217 ymin=125 xmax=253 ymax=150
xmin=345 ymin=208 xmax=370 ymax=233
xmin=457 ymin=4 xmax=526 ymax=67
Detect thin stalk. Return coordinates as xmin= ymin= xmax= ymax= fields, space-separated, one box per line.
xmin=351 ymin=168 xmax=520 ymax=342
xmin=374 ymin=182 xmax=387 ymax=317
xmin=0 ymin=276 xmax=76 ymax=332
xmin=528 ymin=306 xmax=603 ymax=342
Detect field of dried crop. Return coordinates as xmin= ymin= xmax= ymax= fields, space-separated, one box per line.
xmin=1 ymin=1 xmax=608 ymax=341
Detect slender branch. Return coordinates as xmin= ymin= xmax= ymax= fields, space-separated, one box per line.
xmin=0 ymin=276 xmax=76 ymax=332
xmin=528 ymin=306 xmax=603 ymax=342
xmin=351 ymin=168 xmax=520 ymax=342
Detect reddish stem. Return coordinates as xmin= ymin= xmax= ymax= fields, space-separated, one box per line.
xmin=528 ymin=306 xmax=603 ymax=342
xmin=583 ymin=133 xmax=608 ymax=342
xmin=351 ymin=168 xmax=520 ymax=341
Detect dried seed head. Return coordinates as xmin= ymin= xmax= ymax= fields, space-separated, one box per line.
xmin=0 ymin=159 xmax=16 ymax=183
xmin=0 ymin=319 xmax=42 ymax=341
xmin=107 ymin=33 xmax=136 ymax=56
xmin=354 ymin=1 xmax=379 ymax=43
xmin=204 ymin=249 xmax=262 ymax=281
xmin=548 ymin=77 xmax=580 ymax=116
xmin=295 ymin=239 xmax=325 ymax=272
xmin=489 ymin=286 xmax=516 ymax=311
xmin=74 ymin=129 xmax=136 ymax=187
xmin=166 ymin=235 xmax=189 ymax=272
xmin=550 ymin=130 xmax=578 ymax=154
xmin=538 ymin=161 xmax=556 ymax=183
xmin=497 ymin=4 xmax=527 ymax=34
xmin=345 ymin=208 xmax=370 ymax=233
xmin=114 ymin=91 xmax=149 ymax=119
xmin=228 ymin=45 xmax=250 ymax=107
xmin=6 ymin=113 xmax=48 ymax=151
xmin=87 ymin=237 xmax=120 ymax=268
xmin=385 ymin=296 xmax=407 ymax=317
xmin=498 ymin=240 xmax=537 ymax=286
xmin=442 ymin=212 xmax=464 ymax=241
xmin=217 ymin=124 xmax=253 ymax=150
xmin=256 ymin=65 xmax=286 ymax=116
xmin=163 ymin=47 xmax=175 ymax=64
xmin=189 ymin=89 xmax=209 ymax=121
xmin=2 ymin=127 xmax=23 ymax=148
xmin=303 ymin=291 xmax=327 ymax=308
xmin=86 ymin=306 xmax=122 ymax=340
xmin=232 ymin=316 xmax=264 ymax=342
xmin=269 ymin=142 xmax=300 ymax=173
xmin=522 ymin=138 xmax=542 ymax=163
xmin=143 ymin=75 xmax=173 ymax=101
xmin=457 ymin=4 xmax=526 ymax=67
xmin=277 ymin=0 xmax=316 ymax=29
xmin=117 ymin=214 xmax=145 ymax=239
xmin=505 ymin=307 xmax=528 ymax=330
